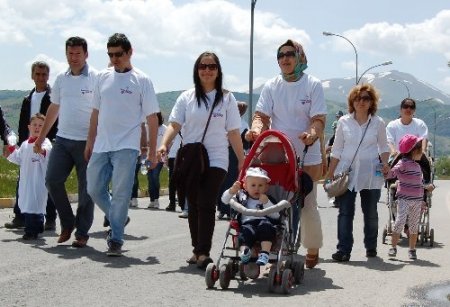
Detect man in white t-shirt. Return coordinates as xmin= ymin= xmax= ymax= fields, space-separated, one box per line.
xmin=386 ymin=98 xmax=431 ymax=182
xmin=85 ymin=33 xmax=159 ymax=257
xmin=34 ymin=37 xmax=97 ymax=248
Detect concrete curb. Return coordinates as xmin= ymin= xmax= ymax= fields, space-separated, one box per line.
xmin=0 ymin=188 xmax=169 ymax=209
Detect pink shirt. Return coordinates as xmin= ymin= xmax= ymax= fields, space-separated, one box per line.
xmin=387 ymin=158 xmax=423 ymax=201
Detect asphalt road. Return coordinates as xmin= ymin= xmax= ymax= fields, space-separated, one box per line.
xmin=1 ymin=181 xmax=449 ymax=307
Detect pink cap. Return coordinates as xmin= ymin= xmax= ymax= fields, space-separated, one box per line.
xmin=398 ymin=134 xmax=423 ymax=154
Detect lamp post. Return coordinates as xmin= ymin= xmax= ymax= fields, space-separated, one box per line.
xmin=418 ymin=98 xmax=436 ymax=160
xmin=323 ymin=31 xmax=358 ymax=85
xmin=390 ymin=78 xmax=410 ymax=98
xmin=248 ymin=0 xmax=257 ymax=123
xmin=356 ymin=61 xmax=393 ymax=84
xmin=448 ymin=60 xmax=450 ymax=67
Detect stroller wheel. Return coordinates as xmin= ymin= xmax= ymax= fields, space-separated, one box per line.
xmin=205 ymin=263 xmax=217 ymax=289
xmin=281 ymin=268 xmax=294 ymax=294
xmin=429 ymin=229 xmax=434 ymax=247
xmin=219 ymin=262 xmax=232 ymax=290
xmin=267 ymin=267 xmax=278 ymax=293
xmin=292 ymin=261 xmax=304 ymax=284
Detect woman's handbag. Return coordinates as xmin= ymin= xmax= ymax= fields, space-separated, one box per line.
xmin=172 ymin=103 xmax=215 ymax=198
xmin=325 ymin=119 xmax=371 ymax=198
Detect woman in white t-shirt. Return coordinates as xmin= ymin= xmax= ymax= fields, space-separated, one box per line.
xmin=245 ymin=39 xmax=326 ymax=269
xmin=158 ymin=52 xmax=245 ymax=269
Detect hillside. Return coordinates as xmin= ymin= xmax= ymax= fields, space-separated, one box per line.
xmin=2 ymin=87 xmax=450 ymax=156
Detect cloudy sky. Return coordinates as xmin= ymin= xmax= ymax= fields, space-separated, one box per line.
xmin=1 ymin=0 xmax=449 ymax=95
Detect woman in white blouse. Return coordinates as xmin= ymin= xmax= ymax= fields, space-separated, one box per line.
xmin=326 ymin=84 xmax=390 ymax=262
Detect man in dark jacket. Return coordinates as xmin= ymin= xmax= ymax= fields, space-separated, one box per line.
xmin=4 ymin=61 xmax=58 ymax=230
xmin=0 ymin=106 xmax=12 ymax=154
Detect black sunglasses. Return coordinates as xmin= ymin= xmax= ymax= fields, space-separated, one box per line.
xmin=198 ymin=63 xmax=218 ymax=71
xmin=401 ymin=104 xmax=415 ymax=110
xmin=107 ymin=51 xmax=125 ymax=58
xmin=277 ymin=51 xmax=296 ymax=60
xmin=358 ymin=95 xmax=373 ymax=102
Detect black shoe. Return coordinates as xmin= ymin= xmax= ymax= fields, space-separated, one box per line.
xmin=366 ymin=249 xmax=377 ymax=258
xmin=22 ymin=233 xmax=38 ymax=240
xmin=4 ymin=217 xmax=25 ymax=229
xmin=165 ymin=203 xmax=176 ymax=212
xmin=103 ymin=216 xmax=110 ymax=228
xmin=44 ymin=220 xmax=56 ymax=231
xmin=106 ymin=241 xmax=123 ymax=257
xmin=332 ymin=251 xmax=351 ymax=262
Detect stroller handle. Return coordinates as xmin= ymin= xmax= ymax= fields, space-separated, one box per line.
xmin=229 ymin=199 xmax=291 ymax=216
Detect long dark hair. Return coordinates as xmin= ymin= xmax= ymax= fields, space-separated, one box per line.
xmin=193 ymin=52 xmax=223 ymax=109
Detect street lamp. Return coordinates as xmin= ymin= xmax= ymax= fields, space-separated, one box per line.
xmin=448 ymin=60 xmax=450 ymax=67
xmin=418 ymin=98 xmax=436 ymax=160
xmin=323 ymin=31 xmax=358 ymax=85
xmin=357 ymin=61 xmax=393 ymax=84
xmin=248 ymin=0 xmax=257 ymax=123
xmin=390 ymin=78 xmax=410 ymax=98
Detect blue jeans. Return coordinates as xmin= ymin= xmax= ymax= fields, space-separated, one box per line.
xmin=336 ymin=189 xmax=381 ymax=254
xmin=87 ymin=149 xmax=138 ymax=245
xmin=24 ymin=213 xmax=44 ymax=235
xmin=46 ymin=137 xmax=94 ymax=239
xmin=147 ymin=162 xmax=163 ymax=201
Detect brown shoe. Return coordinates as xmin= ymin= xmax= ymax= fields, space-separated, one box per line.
xmin=305 ymin=253 xmax=319 ymax=269
xmin=72 ymin=237 xmax=88 ymax=248
xmin=57 ymin=228 xmax=73 ymax=243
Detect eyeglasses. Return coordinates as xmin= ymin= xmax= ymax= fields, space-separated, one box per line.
xmin=357 ymin=95 xmax=373 ymax=103
xmin=107 ymin=51 xmax=125 ymax=58
xmin=401 ymin=104 xmax=415 ymax=110
xmin=277 ymin=51 xmax=296 ymax=60
xmin=198 ymin=63 xmax=218 ymax=71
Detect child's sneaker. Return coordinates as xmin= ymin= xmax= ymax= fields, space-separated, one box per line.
xmin=408 ymin=249 xmax=417 ymax=260
xmin=388 ymin=247 xmax=397 ymax=257
xmin=240 ymin=247 xmax=251 ymax=264
xmin=256 ymin=252 xmax=270 ymax=266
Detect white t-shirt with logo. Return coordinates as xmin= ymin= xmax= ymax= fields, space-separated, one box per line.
xmin=169 ymin=88 xmax=241 ymax=171
xmin=93 ymin=67 xmax=160 ymax=153
xmin=255 ymin=73 xmax=326 ymax=165
xmin=386 ymin=118 xmax=428 ymax=151
xmin=51 ymin=66 xmax=98 ymax=141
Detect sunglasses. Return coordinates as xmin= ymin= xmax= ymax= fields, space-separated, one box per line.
xmin=198 ymin=63 xmax=218 ymax=71
xmin=277 ymin=50 xmax=296 ymax=60
xmin=107 ymin=51 xmax=125 ymax=58
xmin=357 ymin=95 xmax=373 ymax=102
xmin=401 ymin=104 xmax=415 ymax=110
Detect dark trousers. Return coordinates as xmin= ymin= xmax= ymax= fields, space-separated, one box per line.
xmin=46 ymin=137 xmax=94 ymax=239
xmin=13 ymin=174 xmax=57 ymax=222
xmin=217 ymin=147 xmax=239 ymax=215
xmin=168 ymin=157 xmax=185 ymax=209
xmin=24 ymin=213 xmax=44 ymax=235
xmin=239 ymin=219 xmax=277 ymax=248
xmin=131 ymin=157 xmax=140 ymax=198
xmin=188 ymin=167 xmax=226 ymax=257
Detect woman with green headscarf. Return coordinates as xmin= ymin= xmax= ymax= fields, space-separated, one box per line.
xmin=245 ymin=39 xmax=326 ymax=269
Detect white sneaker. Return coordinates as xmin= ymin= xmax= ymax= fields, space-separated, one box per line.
xmin=178 ymin=210 xmax=188 ymax=218
xmin=148 ymin=199 xmax=160 ymax=209
xmin=130 ymin=198 xmax=138 ymax=208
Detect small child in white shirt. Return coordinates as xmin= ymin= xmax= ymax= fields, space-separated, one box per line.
xmin=221 ymin=167 xmax=279 ymax=266
xmin=6 ymin=113 xmax=52 ymax=240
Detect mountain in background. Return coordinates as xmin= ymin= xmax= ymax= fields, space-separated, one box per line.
xmin=1 ymin=70 xmax=449 ymax=155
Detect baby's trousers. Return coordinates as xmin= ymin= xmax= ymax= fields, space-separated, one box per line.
xmin=239 ymin=219 xmax=276 ymax=248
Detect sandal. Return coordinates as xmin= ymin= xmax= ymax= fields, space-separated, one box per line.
xmin=196 ymin=255 xmax=213 ymax=269
xmin=186 ymin=254 xmax=197 ymax=264
xmin=305 ymin=253 xmax=319 ymax=269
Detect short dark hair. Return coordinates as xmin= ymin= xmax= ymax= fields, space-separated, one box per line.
xmin=107 ymin=33 xmax=132 ymax=52
xmin=400 ymin=98 xmax=416 ymax=110
xmin=65 ymin=36 xmax=88 ymax=53
xmin=31 ymin=61 xmax=49 ymax=76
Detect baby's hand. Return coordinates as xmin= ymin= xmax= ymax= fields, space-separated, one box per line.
xmin=425 ymin=183 xmax=435 ymax=192
xmin=259 ymin=194 xmax=268 ymax=204
xmin=229 ymin=181 xmax=241 ymax=195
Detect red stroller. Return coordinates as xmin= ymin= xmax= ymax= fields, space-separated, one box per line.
xmin=205 ymin=130 xmax=311 ymax=294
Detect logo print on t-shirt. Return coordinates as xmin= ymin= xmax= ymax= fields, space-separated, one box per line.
xmin=81 ymin=89 xmax=93 ymax=95
xmin=120 ymin=87 xmax=133 ymax=94
xmin=300 ymin=96 xmax=312 ymax=105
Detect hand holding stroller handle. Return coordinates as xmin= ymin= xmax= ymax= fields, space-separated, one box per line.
xmin=229 ymin=199 xmax=291 ymax=216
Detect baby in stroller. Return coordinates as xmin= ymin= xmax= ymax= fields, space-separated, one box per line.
xmin=385 ymin=134 xmax=435 ymax=260
xmin=221 ymin=167 xmax=279 ymax=266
